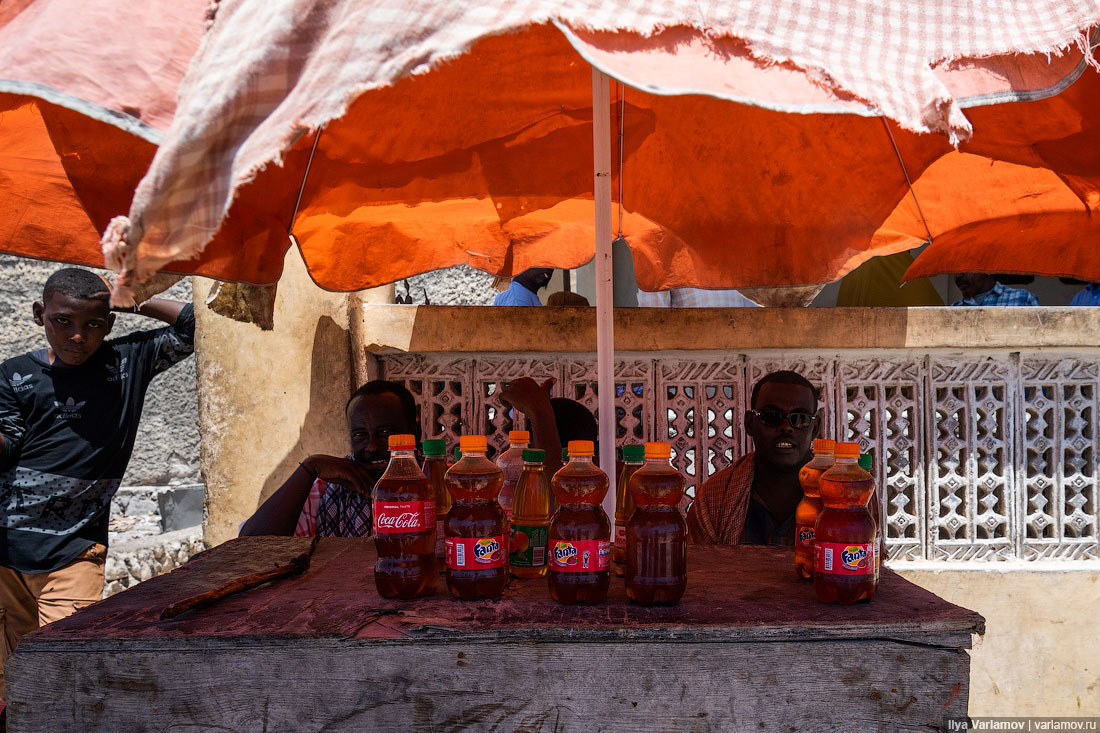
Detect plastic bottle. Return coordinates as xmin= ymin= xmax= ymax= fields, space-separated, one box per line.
xmin=625 ymin=442 xmax=687 ymax=605
xmin=372 ymin=434 xmax=438 ymax=599
xmin=794 ymin=439 xmax=835 ymax=579
xmin=859 ymin=454 xmax=884 ymax=579
xmin=547 ymin=440 xmax=611 ymax=605
xmin=509 ymin=449 xmax=551 ymax=578
xmin=814 ymin=442 xmax=877 ymax=605
xmin=444 ymin=435 xmax=508 ymax=600
xmin=613 ymin=445 xmax=645 ymax=577
xmin=421 ymin=439 xmax=450 ymax=568
xmin=496 ymin=430 xmax=529 ymax=520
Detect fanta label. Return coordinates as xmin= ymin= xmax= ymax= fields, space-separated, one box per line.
xmin=373 ymin=500 xmax=435 ymax=534
xmin=446 ymin=535 xmax=507 ymax=569
xmin=796 ymin=523 xmax=815 ymax=550
xmin=550 ymin=539 xmax=611 ymax=573
xmin=815 ymin=541 xmax=874 ymax=576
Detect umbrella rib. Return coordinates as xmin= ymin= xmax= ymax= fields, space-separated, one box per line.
xmin=288 ymin=127 xmax=324 ymax=235
xmin=880 ymin=117 xmax=933 ymax=246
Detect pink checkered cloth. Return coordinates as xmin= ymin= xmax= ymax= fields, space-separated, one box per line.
xmin=101 ymin=0 xmax=1100 ymax=302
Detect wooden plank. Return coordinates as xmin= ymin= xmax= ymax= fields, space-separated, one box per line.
xmin=24 ymin=539 xmax=984 ymax=647
xmin=9 ymin=638 xmax=970 ymax=732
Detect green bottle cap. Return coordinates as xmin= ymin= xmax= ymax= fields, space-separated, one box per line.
xmin=523 ymin=448 xmax=545 ymax=462
xmin=422 ymin=439 xmax=445 ymax=456
xmin=858 ymin=455 xmax=873 ymax=471
xmin=622 ymin=445 xmax=644 ymax=462
xmin=454 ymin=446 xmax=462 ymax=461
xmin=562 ymin=447 xmax=570 ymax=461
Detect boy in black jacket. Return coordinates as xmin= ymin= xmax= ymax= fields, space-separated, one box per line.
xmin=0 ymin=267 xmax=195 ymax=700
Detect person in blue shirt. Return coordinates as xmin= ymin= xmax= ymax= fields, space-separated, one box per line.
xmin=1070 ymin=283 xmax=1100 ymax=306
xmin=951 ymin=273 xmax=1039 ymax=306
xmin=493 ymin=268 xmax=553 ymax=306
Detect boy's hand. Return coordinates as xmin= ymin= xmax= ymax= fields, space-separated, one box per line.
xmin=300 ymin=455 xmax=377 ymax=497
xmin=500 ymin=377 xmax=555 ymax=415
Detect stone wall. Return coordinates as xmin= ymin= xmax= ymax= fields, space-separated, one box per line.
xmin=0 ymin=255 xmax=205 ymax=592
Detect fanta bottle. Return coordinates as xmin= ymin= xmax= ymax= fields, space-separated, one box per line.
xmin=509 ymin=449 xmax=550 ymax=579
xmin=548 ymin=440 xmax=611 ymax=605
xmin=814 ymin=442 xmax=877 ymax=604
xmin=421 ymin=439 xmax=450 ymax=568
xmin=496 ymin=430 xmax=529 ymax=520
xmin=613 ymin=445 xmax=644 ymax=576
xmin=444 ymin=435 xmax=508 ymax=600
xmin=372 ymin=434 xmax=438 ymax=599
xmin=625 ymin=442 xmax=687 ymax=605
xmin=859 ymin=454 xmax=884 ymax=578
xmin=794 ymin=439 xmax=835 ymax=579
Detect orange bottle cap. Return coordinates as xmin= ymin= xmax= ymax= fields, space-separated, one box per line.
xmin=812 ymin=439 xmax=836 ymax=453
xmin=508 ymin=430 xmax=530 ymax=442
xmin=388 ymin=434 xmax=415 ymax=450
xmin=644 ymin=441 xmax=671 ymax=458
xmin=459 ymin=435 xmax=487 ymax=452
xmin=568 ymin=440 xmax=594 ymax=456
xmin=834 ymin=441 xmax=860 ymax=458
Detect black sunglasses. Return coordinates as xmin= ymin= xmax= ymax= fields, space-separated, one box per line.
xmin=750 ymin=408 xmax=816 ymax=430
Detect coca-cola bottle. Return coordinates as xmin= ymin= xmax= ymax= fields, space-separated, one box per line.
xmin=372 ymin=434 xmax=438 ymax=599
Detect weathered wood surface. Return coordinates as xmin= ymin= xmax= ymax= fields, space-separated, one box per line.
xmin=8 ymin=539 xmax=983 ymax=732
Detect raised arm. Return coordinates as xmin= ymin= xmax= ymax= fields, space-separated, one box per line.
xmin=239 ymin=455 xmax=376 ymax=536
xmin=500 ymin=377 xmax=563 ymax=477
xmin=127 ymin=298 xmax=188 ymax=326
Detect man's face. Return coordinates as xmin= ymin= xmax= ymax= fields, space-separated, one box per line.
xmin=746 ymin=382 xmax=817 ymax=473
xmin=32 ymin=293 xmax=114 ymax=366
xmin=347 ymin=392 xmax=416 ymax=482
xmin=954 ymin=273 xmax=995 ymax=300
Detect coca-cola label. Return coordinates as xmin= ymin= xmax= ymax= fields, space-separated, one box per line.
xmin=550 ymin=539 xmax=611 ymax=573
xmin=614 ymin=523 xmax=627 ymax=547
xmin=815 ymin=541 xmax=874 ymax=576
xmin=373 ymin=500 xmax=435 ymax=534
xmin=446 ymin=535 xmax=507 ymax=569
xmin=796 ymin=523 xmax=815 ymax=550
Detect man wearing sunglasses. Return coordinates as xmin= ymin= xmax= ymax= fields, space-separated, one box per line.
xmin=687 ymin=370 xmax=819 ymax=546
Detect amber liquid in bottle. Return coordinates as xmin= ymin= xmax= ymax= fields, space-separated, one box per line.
xmin=625 ymin=453 xmax=687 ymax=606
xmin=814 ymin=457 xmax=877 ymax=605
xmin=547 ymin=450 xmax=611 ymax=605
xmin=445 ymin=449 xmax=508 ymax=600
xmin=509 ymin=455 xmax=550 ymax=579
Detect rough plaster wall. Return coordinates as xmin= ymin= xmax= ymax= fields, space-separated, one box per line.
xmin=0 ymin=254 xmax=200 ymax=487
xmin=898 ymin=567 xmax=1100 ymax=716
xmin=396 ymin=265 xmax=498 ymax=305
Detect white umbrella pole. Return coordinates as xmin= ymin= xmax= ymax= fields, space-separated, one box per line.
xmin=592 ymin=68 xmax=617 ymax=520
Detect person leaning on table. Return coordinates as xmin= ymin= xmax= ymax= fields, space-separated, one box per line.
xmin=239 ymin=380 xmax=419 ymax=538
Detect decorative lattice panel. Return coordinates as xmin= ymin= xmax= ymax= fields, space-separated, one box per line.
xmin=383 ymin=355 xmax=472 ymax=459
xmin=927 ymin=358 xmax=1014 ymax=561
xmin=378 ymin=351 xmax=1100 ymax=563
xmin=472 ymin=357 xmax=561 ymax=459
xmin=656 ymin=359 xmax=746 ymax=499
xmin=561 ymin=359 xmax=654 ymax=448
xmin=1020 ymin=359 xmax=1099 ymax=560
xmin=837 ymin=359 xmax=924 ymax=561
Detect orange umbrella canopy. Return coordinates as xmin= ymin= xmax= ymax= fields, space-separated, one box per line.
xmin=0 ymin=0 xmax=205 ymax=267
xmin=15 ymin=1 xmax=1100 ymax=297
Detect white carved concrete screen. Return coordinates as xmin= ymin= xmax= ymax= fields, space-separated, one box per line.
xmin=379 ymin=352 xmax=1099 ymax=562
